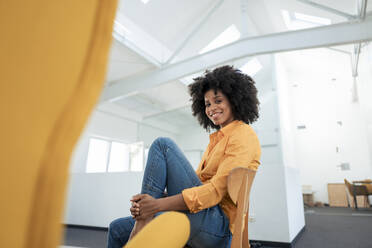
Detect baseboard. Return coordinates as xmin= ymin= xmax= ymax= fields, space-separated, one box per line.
xmin=250 ymin=226 xmax=305 ymax=248
xmin=65 ymin=224 xmax=108 ymax=231
xmin=65 ymin=224 xmax=306 ymax=248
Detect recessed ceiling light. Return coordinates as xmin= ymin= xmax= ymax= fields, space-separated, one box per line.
xmin=141 ymin=0 xmax=150 ymax=4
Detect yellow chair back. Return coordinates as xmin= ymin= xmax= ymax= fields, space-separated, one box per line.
xmin=0 ymin=1 xmax=117 ymax=247
xmin=125 ymin=212 xmax=190 ymax=248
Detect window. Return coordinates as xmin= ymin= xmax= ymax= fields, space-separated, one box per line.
xmin=108 ymin=142 xmax=129 ymax=172
xmin=199 ymin=25 xmax=241 ymax=54
xmin=129 ymin=142 xmax=144 ymax=172
xmin=86 ymin=139 xmax=110 ymax=173
xmin=240 ymin=58 xmax=263 ymax=77
xmin=281 ymin=10 xmax=331 ymax=30
xmin=86 ymin=137 xmax=144 ymax=173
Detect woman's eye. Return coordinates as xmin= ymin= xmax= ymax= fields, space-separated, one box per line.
xmin=215 ymin=100 xmax=221 ymax=104
xmin=205 ymin=103 xmax=210 ymax=107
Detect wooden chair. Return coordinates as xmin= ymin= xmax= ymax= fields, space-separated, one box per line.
xmin=228 ymin=167 xmax=257 ymax=248
xmin=344 ymin=179 xmax=371 ymax=209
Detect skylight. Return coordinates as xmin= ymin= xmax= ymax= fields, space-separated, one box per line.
xmin=199 ymin=25 xmax=241 ymax=54
xmin=240 ymin=58 xmax=262 ymax=77
xmin=294 ymin=12 xmax=331 ymax=25
xmin=281 ymin=10 xmax=331 ymax=30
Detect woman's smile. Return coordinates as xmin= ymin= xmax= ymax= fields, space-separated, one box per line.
xmin=204 ymin=89 xmax=234 ymax=128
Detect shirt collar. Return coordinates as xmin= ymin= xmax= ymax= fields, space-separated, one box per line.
xmin=209 ymin=120 xmax=243 ymax=140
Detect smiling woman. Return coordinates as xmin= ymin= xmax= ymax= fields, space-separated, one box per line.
xmin=107 ymin=65 xmax=261 ymax=248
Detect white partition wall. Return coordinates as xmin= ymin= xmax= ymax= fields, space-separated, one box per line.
xmin=275 ymin=48 xmax=372 ymax=204
xmin=64 ymin=110 xmax=176 ymax=227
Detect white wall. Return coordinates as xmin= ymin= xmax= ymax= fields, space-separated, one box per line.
xmin=357 ymin=43 xmax=372 ymax=172
xmin=277 ymin=48 xmax=372 ymax=204
xmin=275 ymin=55 xmax=305 ymax=241
xmin=64 ymin=110 xmax=176 ymax=227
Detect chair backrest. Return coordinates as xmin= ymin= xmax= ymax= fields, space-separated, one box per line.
xmin=227 ymin=167 xmax=256 ymax=248
xmin=344 ymin=179 xmax=353 ymax=195
xmin=344 ymin=179 xmax=368 ymax=195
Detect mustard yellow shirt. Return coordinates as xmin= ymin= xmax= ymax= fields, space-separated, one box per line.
xmin=182 ymin=120 xmax=261 ymax=233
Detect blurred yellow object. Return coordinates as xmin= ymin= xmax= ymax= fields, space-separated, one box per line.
xmin=0 ymin=1 xmax=117 ymax=247
xmin=125 ymin=212 xmax=190 ymax=248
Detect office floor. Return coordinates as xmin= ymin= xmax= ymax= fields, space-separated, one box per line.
xmin=63 ymin=207 xmax=372 ymax=248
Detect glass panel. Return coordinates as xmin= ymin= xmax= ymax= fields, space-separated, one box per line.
xmin=108 ymin=142 xmax=130 ymax=172
xmin=144 ymin=147 xmax=149 ymax=168
xmin=86 ymin=138 xmax=109 ymax=173
xmin=240 ymin=58 xmax=263 ymax=77
xmin=130 ymin=142 xmax=144 ymax=172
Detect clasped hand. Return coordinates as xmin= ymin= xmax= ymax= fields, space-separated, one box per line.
xmin=130 ymin=194 xmax=159 ymax=220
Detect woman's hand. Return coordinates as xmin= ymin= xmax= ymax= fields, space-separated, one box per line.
xmin=130 ymin=201 xmax=140 ymax=219
xmin=130 ymin=194 xmax=160 ymax=220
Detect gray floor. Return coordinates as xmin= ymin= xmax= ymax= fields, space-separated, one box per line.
xmin=293 ymin=207 xmax=372 ymax=248
xmin=63 ymin=207 xmax=372 ymax=248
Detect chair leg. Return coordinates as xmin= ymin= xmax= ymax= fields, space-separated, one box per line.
xmin=353 ymin=188 xmax=358 ymax=209
xmin=242 ymin=213 xmax=250 ymax=248
xmin=231 ymin=175 xmax=249 ymax=248
xmin=364 ymin=196 xmax=369 ymax=208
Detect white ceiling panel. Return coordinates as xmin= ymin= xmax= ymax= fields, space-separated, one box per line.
xmin=105 ymin=40 xmax=154 ymax=83
xmin=101 ymin=0 xmax=370 ymax=129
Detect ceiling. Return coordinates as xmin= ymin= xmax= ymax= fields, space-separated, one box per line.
xmin=98 ymin=0 xmax=371 ymax=132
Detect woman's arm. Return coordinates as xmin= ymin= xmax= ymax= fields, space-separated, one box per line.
xmin=131 ymin=193 xmax=188 ymax=220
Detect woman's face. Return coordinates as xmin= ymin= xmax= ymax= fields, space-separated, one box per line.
xmin=204 ymin=89 xmax=235 ymax=128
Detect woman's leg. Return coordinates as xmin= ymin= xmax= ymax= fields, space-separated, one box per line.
xmin=139 ymin=137 xmax=231 ymax=247
xmin=107 ymin=217 xmax=135 ymax=248
xmin=141 ymin=137 xmax=202 ymax=198
xmin=107 ymin=137 xmax=201 ymax=248
xmin=108 ymin=137 xmax=230 ymax=247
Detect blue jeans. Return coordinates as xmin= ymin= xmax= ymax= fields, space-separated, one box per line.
xmin=107 ymin=137 xmax=231 ymax=248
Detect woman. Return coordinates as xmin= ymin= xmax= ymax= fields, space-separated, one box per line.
xmin=107 ymin=65 xmax=261 ymax=248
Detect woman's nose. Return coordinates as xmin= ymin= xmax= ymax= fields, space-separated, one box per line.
xmin=209 ymin=104 xmax=216 ymax=111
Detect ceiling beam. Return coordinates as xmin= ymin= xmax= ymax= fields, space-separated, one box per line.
xmin=113 ymin=22 xmax=161 ymax=68
xmin=164 ymin=0 xmax=225 ymax=65
xmin=297 ymin=0 xmax=355 ymax=20
xmin=101 ymin=17 xmax=372 ymax=103
xmin=143 ymin=103 xmax=191 ymax=119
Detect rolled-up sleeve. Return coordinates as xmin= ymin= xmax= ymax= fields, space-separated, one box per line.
xmin=182 ymin=131 xmax=259 ymax=213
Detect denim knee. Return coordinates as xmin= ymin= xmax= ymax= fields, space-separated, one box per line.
xmin=108 ymin=217 xmax=132 ymax=239
xmin=154 ymin=137 xmax=174 ymax=149
xmin=108 ymin=219 xmax=121 ymax=238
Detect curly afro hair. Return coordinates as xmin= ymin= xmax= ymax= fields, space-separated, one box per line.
xmin=188 ymin=65 xmax=259 ymax=131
